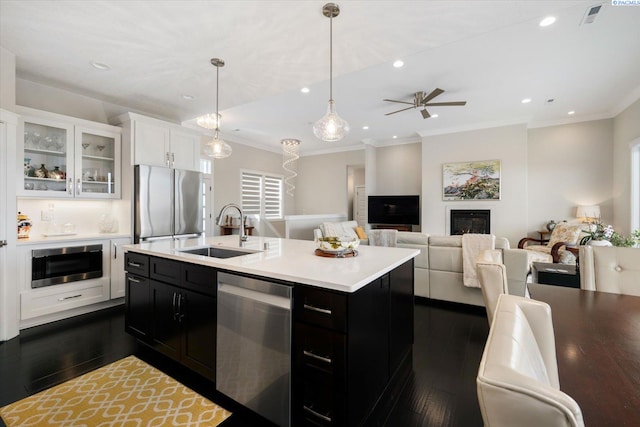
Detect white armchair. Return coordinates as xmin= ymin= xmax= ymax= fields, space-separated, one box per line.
xmin=579 ymin=245 xmax=640 ymax=296
xmin=477 ymin=294 xmax=584 ymax=427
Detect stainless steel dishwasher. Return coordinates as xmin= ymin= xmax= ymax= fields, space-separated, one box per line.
xmin=216 ymin=272 xmax=292 ymax=427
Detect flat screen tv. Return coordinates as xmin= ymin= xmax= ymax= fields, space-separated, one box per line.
xmin=368 ymin=195 xmax=420 ymax=225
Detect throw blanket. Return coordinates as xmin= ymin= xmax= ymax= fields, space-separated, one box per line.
xmin=462 ymin=233 xmax=496 ymax=287
xmin=368 ymin=229 xmax=398 ymax=247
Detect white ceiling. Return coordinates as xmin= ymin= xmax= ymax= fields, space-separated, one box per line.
xmin=1 ymin=1 xmax=639 ymax=156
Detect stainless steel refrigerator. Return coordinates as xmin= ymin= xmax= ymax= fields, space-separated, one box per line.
xmin=134 ymin=165 xmax=203 ymax=243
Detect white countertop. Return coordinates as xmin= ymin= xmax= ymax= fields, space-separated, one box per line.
xmin=123 ymin=235 xmax=419 ymax=293
xmin=17 ymin=233 xmax=131 ymax=245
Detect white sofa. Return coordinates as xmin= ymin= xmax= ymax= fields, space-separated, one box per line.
xmin=477 ymin=294 xmax=584 ymax=427
xmin=314 ymin=221 xmax=530 ymax=307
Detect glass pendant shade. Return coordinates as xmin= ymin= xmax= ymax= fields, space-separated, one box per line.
xmin=204 ymin=131 xmax=232 ymax=159
xmin=313 ymin=100 xmax=350 ymax=142
xmin=196 ymin=113 xmax=220 ymax=130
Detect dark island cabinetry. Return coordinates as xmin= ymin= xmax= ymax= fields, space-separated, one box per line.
xmin=293 ymin=259 xmax=414 ymax=426
xmin=124 ymin=251 xmax=414 ymax=427
xmin=125 ymin=254 xmax=217 ymax=381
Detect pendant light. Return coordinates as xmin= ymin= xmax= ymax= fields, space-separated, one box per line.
xmin=313 ymin=3 xmax=350 ymax=142
xmin=203 ymin=58 xmax=232 ymax=158
xmin=281 ymin=138 xmax=300 ymax=197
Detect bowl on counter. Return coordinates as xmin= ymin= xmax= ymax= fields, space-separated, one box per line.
xmin=315 ymin=236 xmax=360 ymax=253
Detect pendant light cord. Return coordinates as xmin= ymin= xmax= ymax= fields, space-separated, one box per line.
xmin=329 ymin=13 xmax=333 ymax=102
xmin=215 ymin=62 xmax=220 ymax=134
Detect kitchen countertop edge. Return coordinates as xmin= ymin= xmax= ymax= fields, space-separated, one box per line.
xmin=123 ymin=235 xmax=419 ymax=293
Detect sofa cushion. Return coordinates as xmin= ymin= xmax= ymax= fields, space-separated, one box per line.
xmin=548 ymin=222 xmax=582 ymax=247
xmin=429 ymin=235 xmax=462 ymax=247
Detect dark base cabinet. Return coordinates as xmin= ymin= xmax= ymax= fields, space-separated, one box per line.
xmin=293 ymin=259 xmax=414 ymax=426
xmin=125 ymin=252 xmax=414 ymax=426
xmin=125 ymin=254 xmax=217 ymax=381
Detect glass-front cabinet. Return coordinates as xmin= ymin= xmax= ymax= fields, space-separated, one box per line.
xmin=19 ymin=108 xmax=122 ymax=199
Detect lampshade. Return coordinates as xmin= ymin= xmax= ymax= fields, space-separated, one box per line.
xmin=281 ymin=139 xmax=300 ymax=196
xmin=576 ymin=205 xmax=600 ymax=219
xmin=203 ymin=58 xmax=231 ymax=159
xmin=313 ymin=3 xmax=349 ymax=142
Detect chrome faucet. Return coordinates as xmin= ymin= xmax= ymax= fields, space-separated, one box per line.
xmin=217 ymin=203 xmax=248 ymax=245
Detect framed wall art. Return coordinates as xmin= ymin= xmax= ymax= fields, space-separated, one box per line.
xmin=442 ymin=159 xmax=501 ymax=201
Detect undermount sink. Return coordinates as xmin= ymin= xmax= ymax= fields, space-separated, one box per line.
xmin=179 ymin=247 xmax=256 ymax=259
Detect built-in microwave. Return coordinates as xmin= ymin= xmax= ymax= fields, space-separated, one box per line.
xmin=31 ymin=244 xmax=103 ymax=288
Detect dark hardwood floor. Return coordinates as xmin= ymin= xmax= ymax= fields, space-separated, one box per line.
xmin=0 ymin=299 xmax=488 ymax=427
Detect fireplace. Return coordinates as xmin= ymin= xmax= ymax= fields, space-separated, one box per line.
xmin=450 ymin=209 xmax=490 ymax=235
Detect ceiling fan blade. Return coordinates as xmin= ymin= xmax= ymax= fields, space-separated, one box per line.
xmin=424 ymin=101 xmax=467 ymax=106
xmin=421 ymin=109 xmax=431 ymax=119
xmin=383 ymin=99 xmax=415 ymax=105
xmin=422 ymin=88 xmax=444 ymax=104
xmin=385 ymin=106 xmax=416 ymax=115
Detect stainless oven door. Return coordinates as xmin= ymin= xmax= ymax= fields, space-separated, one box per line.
xmin=31 ymin=244 xmax=103 ymax=288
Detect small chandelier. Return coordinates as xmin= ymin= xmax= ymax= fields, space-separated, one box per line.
xmin=281 ymin=139 xmax=300 ymax=197
xmin=196 ymin=113 xmax=220 ymax=130
xmin=313 ymin=3 xmax=350 ymax=142
xmin=202 ymin=58 xmax=232 ymax=159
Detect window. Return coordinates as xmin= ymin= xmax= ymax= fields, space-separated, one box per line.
xmin=241 ymin=170 xmax=283 ymax=219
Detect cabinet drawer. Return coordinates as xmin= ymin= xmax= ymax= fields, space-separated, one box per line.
xmin=21 ymin=280 xmax=109 ymax=320
xmin=182 ymin=263 xmax=216 ymax=296
xmin=299 ymin=375 xmax=345 ymax=426
xmin=149 ymin=256 xmax=181 ymax=285
xmin=125 ymin=252 xmax=149 ymax=277
xmin=295 ymin=287 xmax=347 ymax=332
xmin=295 ymin=323 xmax=346 ymax=375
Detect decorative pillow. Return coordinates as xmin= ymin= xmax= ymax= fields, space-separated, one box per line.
xmin=547 ymin=222 xmax=582 ymax=247
xmin=355 ymin=226 xmax=367 ymax=240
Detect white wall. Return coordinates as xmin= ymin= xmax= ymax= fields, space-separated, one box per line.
xmin=421 ymin=124 xmax=528 ymax=246
xmin=613 ymin=98 xmax=640 ymax=234
xmin=528 ymin=119 xmax=614 ymax=228
xmin=295 ymin=149 xmax=365 ymax=215
xmin=374 ymin=143 xmax=421 ymax=195
xmin=0 ymin=47 xmax=16 ymax=111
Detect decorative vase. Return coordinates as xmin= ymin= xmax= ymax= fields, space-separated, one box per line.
xmin=588 ymin=240 xmax=612 ymax=247
xmin=546 ymin=220 xmax=557 ymax=232
xmin=49 ymin=166 xmax=64 ymax=180
xmin=17 ymin=212 xmax=32 ymax=239
xmin=34 ymin=164 xmax=48 ymax=178
xmin=23 ymin=158 xmax=33 ymax=176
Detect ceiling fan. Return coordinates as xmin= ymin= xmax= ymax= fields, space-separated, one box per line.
xmin=383 ymin=88 xmax=467 ymax=119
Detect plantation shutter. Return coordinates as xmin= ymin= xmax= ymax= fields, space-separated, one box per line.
xmin=241 ymin=170 xmax=283 ymax=219
xmin=263 ymin=175 xmax=282 ymax=219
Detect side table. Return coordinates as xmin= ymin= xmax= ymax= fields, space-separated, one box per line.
xmin=532 ymin=262 xmax=580 ymax=288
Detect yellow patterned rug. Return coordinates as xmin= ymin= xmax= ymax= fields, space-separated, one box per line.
xmin=0 ymin=355 xmax=231 ymax=426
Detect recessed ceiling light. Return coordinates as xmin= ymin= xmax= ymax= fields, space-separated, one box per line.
xmin=90 ymin=61 xmax=110 ymax=71
xmin=393 ymin=60 xmax=404 ymax=68
xmin=539 ymin=16 xmax=556 ymax=27
xmin=521 ymin=98 xmax=532 ymax=104
xmin=362 ymin=125 xmax=369 ymax=130
xmin=392 ymin=135 xmax=398 ymax=139
xmin=568 ymin=110 xmax=575 ymax=115
xmin=431 ymin=114 xmax=439 ymax=118
xmin=301 ymin=87 xmax=310 ymax=93
xmin=182 ymin=94 xmax=194 ymax=100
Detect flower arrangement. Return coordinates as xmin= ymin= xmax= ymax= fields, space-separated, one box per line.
xmin=580 ymin=218 xmax=640 ymax=247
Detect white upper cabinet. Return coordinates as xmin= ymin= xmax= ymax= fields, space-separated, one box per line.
xmin=18 ymin=107 xmax=122 ymax=199
xmin=118 ymin=113 xmax=201 ymax=172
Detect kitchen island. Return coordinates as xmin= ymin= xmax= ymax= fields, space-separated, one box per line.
xmin=123 ymin=235 xmax=419 ymax=427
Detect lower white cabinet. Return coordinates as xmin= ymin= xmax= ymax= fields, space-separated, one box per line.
xmin=18 ymin=236 xmax=131 ymax=323
xmin=110 ymin=237 xmax=131 ymax=299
